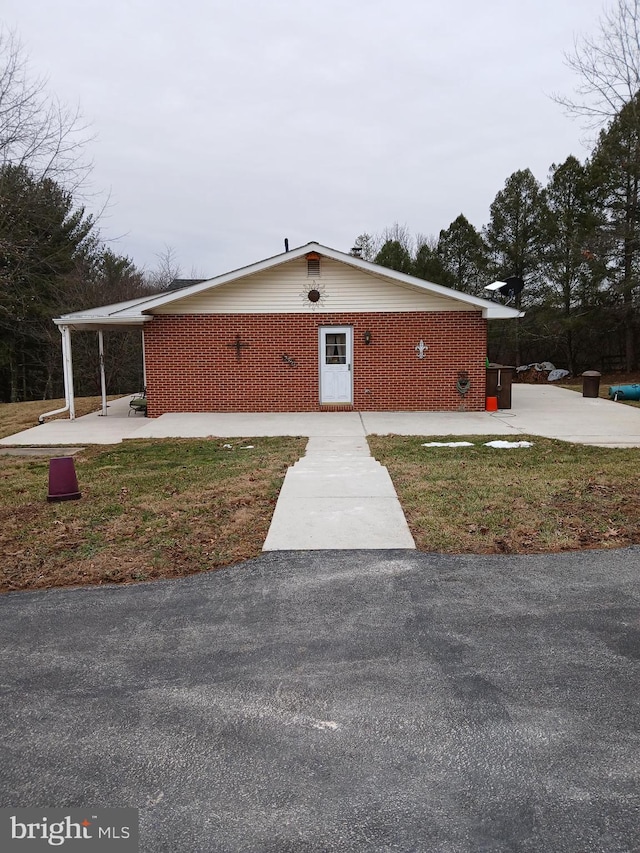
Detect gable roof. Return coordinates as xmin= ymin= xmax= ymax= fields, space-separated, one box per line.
xmin=167 ymin=278 xmax=206 ymax=291
xmin=55 ymin=242 xmax=523 ymax=328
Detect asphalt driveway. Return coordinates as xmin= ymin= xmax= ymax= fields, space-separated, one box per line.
xmin=1 ymin=549 xmax=639 ymax=852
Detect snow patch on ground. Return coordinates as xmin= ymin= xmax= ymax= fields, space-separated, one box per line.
xmin=421 ymin=441 xmax=475 ymax=447
xmin=484 ymin=440 xmax=533 ymax=449
xmin=421 ymin=440 xmax=534 ymax=449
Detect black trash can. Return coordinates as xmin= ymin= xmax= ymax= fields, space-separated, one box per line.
xmin=582 ymin=370 xmax=601 ymax=398
xmin=486 ymin=364 xmax=516 ymax=409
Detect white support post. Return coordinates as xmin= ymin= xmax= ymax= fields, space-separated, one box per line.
xmin=98 ymin=330 xmax=108 ymax=417
xmin=63 ymin=325 xmax=76 ymax=420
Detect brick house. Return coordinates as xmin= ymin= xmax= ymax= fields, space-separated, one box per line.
xmin=53 ymin=242 xmax=521 ymax=417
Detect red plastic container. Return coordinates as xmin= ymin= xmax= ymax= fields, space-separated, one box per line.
xmin=47 ymin=457 xmax=81 ymax=502
xmin=485 ymin=396 xmax=499 ymax=412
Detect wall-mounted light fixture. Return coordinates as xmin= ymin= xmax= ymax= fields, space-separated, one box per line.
xmin=363 ymin=330 xmax=372 ymax=345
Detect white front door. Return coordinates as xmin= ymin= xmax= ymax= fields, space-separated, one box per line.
xmin=319 ymin=326 xmax=353 ymax=404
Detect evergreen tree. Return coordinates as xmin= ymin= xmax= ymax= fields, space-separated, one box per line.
xmin=437 ymin=214 xmax=488 ymax=295
xmin=0 ymin=163 xmax=95 ymax=401
xmin=538 ymin=156 xmax=603 ymax=373
xmin=484 ymin=169 xmax=544 ymax=288
xmin=413 ymin=239 xmax=451 ymax=285
xmin=374 ymin=239 xmax=414 ymax=275
xmin=589 ymin=94 xmax=640 ymax=370
xmin=484 ymin=169 xmax=545 ymax=364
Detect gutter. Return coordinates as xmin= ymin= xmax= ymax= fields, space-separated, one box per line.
xmin=483 ymin=309 xmax=526 ymax=319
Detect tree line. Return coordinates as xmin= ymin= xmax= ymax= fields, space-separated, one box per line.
xmin=354 ymin=0 xmax=640 ymax=375
xmin=354 ymin=99 xmax=640 ymax=375
xmin=0 ymin=30 xmax=179 ymax=404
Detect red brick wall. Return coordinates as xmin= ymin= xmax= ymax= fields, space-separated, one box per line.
xmin=143 ymin=312 xmax=487 ymax=415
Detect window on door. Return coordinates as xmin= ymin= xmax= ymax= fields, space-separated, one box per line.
xmin=325 ymin=333 xmax=346 ymax=364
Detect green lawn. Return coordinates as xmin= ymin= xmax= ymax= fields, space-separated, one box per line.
xmin=369 ymin=434 xmax=640 ymax=554
xmin=0 ymin=437 xmax=306 ymax=593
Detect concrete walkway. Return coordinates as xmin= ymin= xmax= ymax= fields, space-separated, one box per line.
xmin=262 ymin=436 xmax=415 ymax=550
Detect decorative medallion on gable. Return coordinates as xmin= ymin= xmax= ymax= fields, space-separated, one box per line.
xmin=299 ymin=279 xmax=327 ymax=311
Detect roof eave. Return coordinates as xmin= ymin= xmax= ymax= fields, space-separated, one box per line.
xmin=482 ymin=307 xmax=525 ymax=319
xmin=53 ymin=316 xmax=152 ymax=329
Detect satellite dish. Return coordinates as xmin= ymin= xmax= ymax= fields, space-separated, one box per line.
xmin=484 ymin=275 xmax=524 ymax=303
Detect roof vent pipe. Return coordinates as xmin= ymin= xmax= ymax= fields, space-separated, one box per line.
xmin=284 ymin=238 xmax=289 ymax=252
xmin=351 ymin=246 xmax=362 ymax=258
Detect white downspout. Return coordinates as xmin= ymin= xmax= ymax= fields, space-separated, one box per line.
xmin=39 ymin=325 xmax=72 ymax=424
xmin=98 ymin=329 xmax=108 ymax=417
xmin=141 ymin=328 xmax=147 ymax=390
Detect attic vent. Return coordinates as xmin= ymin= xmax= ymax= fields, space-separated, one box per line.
xmin=306 ymin=253 xmax=321 ymax=277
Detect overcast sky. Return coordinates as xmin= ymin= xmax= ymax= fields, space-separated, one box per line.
xmin=3 ymin=0 xmax=608 ymax=278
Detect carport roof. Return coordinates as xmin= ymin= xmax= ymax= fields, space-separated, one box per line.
xmin=53 ymin=294 xmax=158 ymax=329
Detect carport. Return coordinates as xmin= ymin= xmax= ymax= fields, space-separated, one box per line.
xmin=40 ymin=297 xmax=153 ymax=423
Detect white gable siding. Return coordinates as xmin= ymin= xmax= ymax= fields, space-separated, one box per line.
xmin=151 ymin=258 xmax=477 ymax=315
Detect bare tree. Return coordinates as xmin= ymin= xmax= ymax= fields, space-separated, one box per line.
xmin=0 ymin=28 xmax=91 ymax=189
xmin=556 ymin=0 xmax=640 ymax=125
xmin=145 ymin=244 xmax=182 ymax=291
xmin=414 ymin=232 xmax=438 ymax=253
xmin=381 ymin=222 xmax=414 ymax=256
xmin=351 ymin=233 xmax=380 ymax=261
xmin=353 ymin=223 xmax=416 ymax=264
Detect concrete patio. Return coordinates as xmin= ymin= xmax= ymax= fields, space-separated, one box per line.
xmin=1 ymin=384 xmax=639 ymax=447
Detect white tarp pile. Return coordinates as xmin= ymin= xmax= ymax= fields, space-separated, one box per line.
xmin=516 ymin=362 xmax=570 ymax=382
